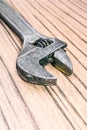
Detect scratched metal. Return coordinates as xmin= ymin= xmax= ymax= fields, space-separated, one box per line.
xmin=0 ymin=0 xmax=73 ymax=85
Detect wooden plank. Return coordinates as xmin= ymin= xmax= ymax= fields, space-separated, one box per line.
xmin=0 ymin=0 xmax=87 ymax=130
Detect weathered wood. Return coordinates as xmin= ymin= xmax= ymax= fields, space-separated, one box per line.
xmin=0 ymin=0 xmax=87 ymax=130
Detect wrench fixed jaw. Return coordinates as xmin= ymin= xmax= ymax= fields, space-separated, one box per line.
xmin=16 ymin=38 xmax=70 ymax=85
xmin=16 ymin=43 xmax=57 ymax=85
xmin=17 ymin=60 xmax=57 ymax=86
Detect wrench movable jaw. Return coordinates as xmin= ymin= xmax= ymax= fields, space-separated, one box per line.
xmin=52 ymin=49 xmax=73 ymax=76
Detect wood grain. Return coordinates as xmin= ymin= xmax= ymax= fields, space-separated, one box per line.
xmin=0 ymin=0 xmax=87 ymax=130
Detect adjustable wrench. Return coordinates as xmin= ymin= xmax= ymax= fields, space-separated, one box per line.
xmin=0 ymin=0 xmax=73 ymax=85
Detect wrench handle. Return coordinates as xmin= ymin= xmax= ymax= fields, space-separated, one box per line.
xmin=0 ymin=0 xmax=36 ymax=40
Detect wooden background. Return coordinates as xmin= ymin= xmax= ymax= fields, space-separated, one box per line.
xmin=0 ymin=0 xmax=87 ymax=130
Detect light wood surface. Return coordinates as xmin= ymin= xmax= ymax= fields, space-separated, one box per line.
xmin=0 ymin=0 xmax=87 ymax=130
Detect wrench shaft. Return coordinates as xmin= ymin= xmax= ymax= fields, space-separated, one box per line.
xmin=0 ymin=0 xmax=36 ymax=40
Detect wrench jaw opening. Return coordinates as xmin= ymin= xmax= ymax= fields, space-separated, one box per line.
xmin=16 ymin=37 xmax=73 ymax=85
xmin=33 ymin=37 xmax=73 ymax=76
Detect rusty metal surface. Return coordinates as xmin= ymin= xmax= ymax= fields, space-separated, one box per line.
xmin=0 ymin=0 xmax=72 ymax=85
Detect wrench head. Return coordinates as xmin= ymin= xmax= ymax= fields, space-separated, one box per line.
xmin=17 ymin=38 xmax=73 ymax=85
